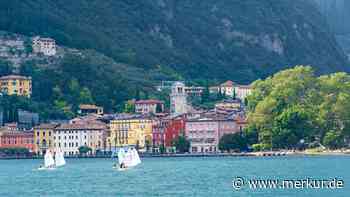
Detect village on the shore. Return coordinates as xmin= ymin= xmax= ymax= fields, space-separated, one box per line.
xmin=0 ymin=67 xmax=254 ymax=157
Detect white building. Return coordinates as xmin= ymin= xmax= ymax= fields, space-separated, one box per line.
xmin=135 ymin=99 xmax=164 ymax=114
xmin=210 ymin=80 xmax=252 ymax=102
xmin=53 ymin=123 xmax=106 ymax=156
xmin=170 ymin=82 xmax=187 ymax=115
xmin=236 ymin=85 xmax=252 ymax=101
xmin=32 ymin=36 xmax=57 ymax=56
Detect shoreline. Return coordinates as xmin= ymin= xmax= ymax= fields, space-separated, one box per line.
xmin=1 ymin=151 xmax=349 ymax=160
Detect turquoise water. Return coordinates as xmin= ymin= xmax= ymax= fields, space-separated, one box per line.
xmin=0 ymin=156 xmax=349 ymax=196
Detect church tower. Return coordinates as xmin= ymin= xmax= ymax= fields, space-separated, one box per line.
xmin=170 ymin=82 xmax=187 ymax=115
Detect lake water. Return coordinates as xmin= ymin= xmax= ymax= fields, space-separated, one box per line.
xmin=0 ymin=156 xmax=349 ymax=197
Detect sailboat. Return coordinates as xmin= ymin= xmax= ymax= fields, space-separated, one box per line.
xmin=114 ymin=148 xmax=141 ymax=170
xmin=38 ymin=150 xmax=56 ymax=170
xmin=55 ymin=149 xmax=66 ymax=167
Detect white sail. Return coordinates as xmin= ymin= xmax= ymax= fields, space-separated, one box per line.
xmin=122 ymin=149 xmax=134 ymax=167
xmin=120 ymin=148 xmax=141 ymax=168
xmin=118 ymin=148 xmax=126 ymax=165
xmin=55 ymin=150 xmax=66 ymax=167
xmin=44 ymin=151 xmax=55 ymax=168
xmin=132 ymin=149 xmax=142 ymax=165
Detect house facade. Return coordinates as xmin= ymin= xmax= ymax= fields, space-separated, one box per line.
xmin=78 ymin=104 xmax=104 ymax=115
xmin=0 ymin=75 xmax=32 ymax=97
xmin=107 ymin=115 xmax=153 ymax=152
xmin=165 ymin=116 xmax=186 ymax=149
xmin=185 ymin=118 xmax=219 ymax=153
xmin=135 ymin=99 xmax=164 ymax=114
xmin=34 ymin=123 xmax=59 ymax=155
xmin=32 ymin=36 xmax=57 ymax=56
xmin=0 ymin=130 xmax=34 ymax=152
xmin=52 ymin=123 xmax=106 ymax=156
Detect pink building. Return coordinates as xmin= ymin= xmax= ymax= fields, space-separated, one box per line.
xmin=218 ymin=119 xmax=239 ymax=139
xmin=152 ymin=118 xmax=169 ymax=152
xmin=185 ymin=114 xmax=242 ymax=153
xmin=185 ymin=118 xmax=219 ymax=153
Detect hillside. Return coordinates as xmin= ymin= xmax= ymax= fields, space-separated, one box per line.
xmin=313 ymin=0 xmax=350 ymax=59
xmin=0 ymin=0 xmax=349 ymax=83
xmin=0 ymin=32 xmax=168 ymax=119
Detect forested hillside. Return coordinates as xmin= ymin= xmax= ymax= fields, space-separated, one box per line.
xmin=0 ymin=0 xmax=348 ymax=83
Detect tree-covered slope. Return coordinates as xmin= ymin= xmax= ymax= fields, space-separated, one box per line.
xmin=0 ymin=0 xmax=348 ymax=83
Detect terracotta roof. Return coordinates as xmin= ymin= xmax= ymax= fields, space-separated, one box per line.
xmin=55 ymin=123 xmax=106 ymax=130
xmin=135 ymin=99 xmax=164 ymax=105
xmin=0 ymin=131 xmax=33 ymax=137
xmin=0 ymin=75 xmax=31 ymax=80
xmin=220 ymin=80 xmax=235 ymax=87
xmin=34 ymin=123 xmax=59 ymax=129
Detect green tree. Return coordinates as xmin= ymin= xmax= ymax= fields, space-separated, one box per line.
xmin=123 ymin=100 xmax=135 ymax=113
xmin=172 ymin=136 xmax=190 ymax=153
xmin=79 ymin=87 xmax=94 ymax=104
xmin=219 ymin=133 xmax=247 ymax=152
xmin=322 ymin=131 xmax=343 ymax=150
xmin=0 ymin=60 xmax=13 ymax=76
xmin=159 ymin=144 xmax=166 ymax=154
xmin=78 ymin=146 xmax=92 ymax=155
xmin=247 ymin=66 xmax=319 ymax=149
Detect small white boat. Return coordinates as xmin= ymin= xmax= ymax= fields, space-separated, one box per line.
xmin=114 ymin=148 xmax=141 ymax=170
xmin=38 ymin=150 xmax=56 ymax=170
xmin=55 ymin=149 xmax=66 ymax=167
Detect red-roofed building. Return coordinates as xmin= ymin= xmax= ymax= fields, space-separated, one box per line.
xmin=135 ymin=99 xmax=164 ymax=114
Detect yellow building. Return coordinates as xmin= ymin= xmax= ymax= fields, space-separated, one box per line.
xmin=0 ymin=75 xmax=32 ymax=97
xmin=107 ymin=115 xmax=153 ymax=152
xmin=34 ymin=124 xmax=58 ymax=155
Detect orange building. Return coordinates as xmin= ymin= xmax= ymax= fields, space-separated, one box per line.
xmin=0 ymin=131 xmax=34 ymax=152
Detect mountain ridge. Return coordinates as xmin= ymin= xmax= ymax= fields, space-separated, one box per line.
xmin=0 ymin=0 xmax=348 ymax=84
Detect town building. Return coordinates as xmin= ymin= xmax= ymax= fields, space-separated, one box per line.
xmin=78 ymin=104 xmax=104 ymax=115
xmin=215 ymin=99 xmax=242 ymax=112
xmin=107 ymin=114 xmax=153 ymax=152
xmin=185 ymin=112 xmax=242 ymax=153
xmin=32 ymin=36 xmax=57 ymax=56
xmin=185 ymin=117 xmax=219 ymax=153
xmin=209 ymin=80 xmax=252 ymax=101
xmin=53 ymin=123 xmax=106 ymax=156
xmin=135 ymin=99 xmax=164 ymax=114
xmin=218 ymin=118 xmax=240 ymax=140
xmin=33 ymin=123 xmax=59 ymax=155
xmin=236 ymin=85 xmax=252 ymax=101
xmin=170 ymin=82 xmax=187 ymax=115
xmin=0 ymin=75 xmax=32 ymax=97
xmin=165 ymin=116 xmax=186 ymax=152
xmin=0 ymin=128 xmax=34 ymax=152
xmin=151 ymin=118 xmax=168 ymax=152
xmin=18 ymin=110 xmax=39 ymax=130
xmin=184 ymin=86 xmax=204 ymax=97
